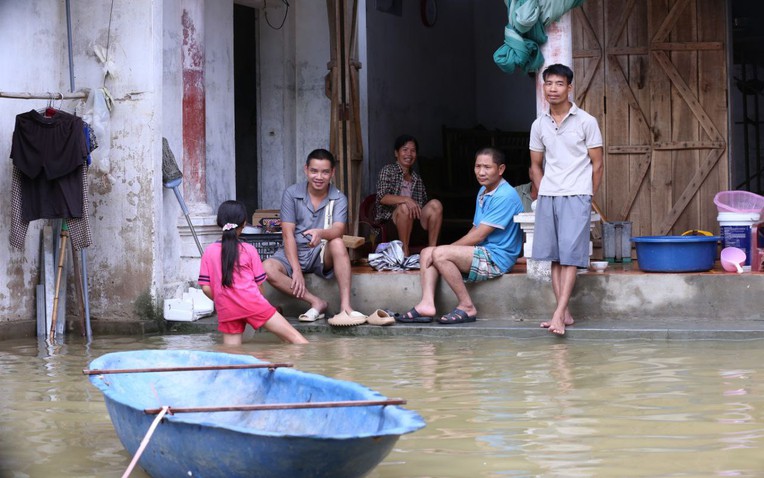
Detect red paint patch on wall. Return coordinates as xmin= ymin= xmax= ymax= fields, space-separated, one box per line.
xmin=182 ymin=69 xmax=206 ymax=204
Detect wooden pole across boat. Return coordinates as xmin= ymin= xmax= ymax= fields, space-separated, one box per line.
xmin=83 ymin=363 xmax=293 ymax=375
xmin=144 ymin=398 xmax=407 ymax=415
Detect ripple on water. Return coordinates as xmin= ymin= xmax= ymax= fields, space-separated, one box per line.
xmin=2 ymin=335 xmax=764 ymax=477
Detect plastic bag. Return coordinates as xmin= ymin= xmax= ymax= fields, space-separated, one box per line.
xmin=82 ymin=88 xmax=114 ymax=183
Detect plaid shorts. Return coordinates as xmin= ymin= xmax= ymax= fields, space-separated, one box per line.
xmin=465 ymin=246 xmax=503 ymax=282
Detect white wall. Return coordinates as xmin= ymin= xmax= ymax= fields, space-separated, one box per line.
xmin=256 ymin=1 xmax=331 ymax=209
xmin=0 ymin=0 xmax=165 ymax=322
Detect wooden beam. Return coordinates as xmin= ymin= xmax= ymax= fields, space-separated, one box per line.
xmin=653 ymin=141 xmax=725 ymax=150
xmin=607 ymin=47 xmax=648 ymax=56
xmin=607 ymin=145 xmax=651 ymax=154
xmin=608 ymin=54 xmax=652 ymax=141
xmin=619 ymin=153 xmax=651 ymax=221
xmin=656 ymin=148 xmax=725 ymax=235
xmin=606 ymin=0 xmax=638 ymax=48
xmin=652 ymin=50 xmax=723 ymax=142
xmin=652 ymin=41 xmax=723 ymax=51
xmin=651 ymin=0 xmax=691 ymax=43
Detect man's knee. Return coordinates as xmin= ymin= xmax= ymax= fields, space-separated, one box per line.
xmin=425 ymin=199 xmax=443 ymax=216
xmin=263 ymin=259 xmax=285 ymax=279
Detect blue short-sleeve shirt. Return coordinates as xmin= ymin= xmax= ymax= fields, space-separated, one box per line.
xmin=473 ymin=179 xmax=524 ymax=273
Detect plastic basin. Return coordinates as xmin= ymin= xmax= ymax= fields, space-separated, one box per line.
xmin=631 ymin=236 xmax=719 ymax=272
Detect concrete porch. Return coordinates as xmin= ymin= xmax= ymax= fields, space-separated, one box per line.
xmin=159 ymin=261 xmax=764 ymax=340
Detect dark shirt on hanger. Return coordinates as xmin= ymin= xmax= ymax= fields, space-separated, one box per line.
xmin=11 ymin=109 xmax=87 ymax=221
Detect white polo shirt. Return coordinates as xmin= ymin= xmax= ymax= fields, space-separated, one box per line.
xmin=529 ymin=102 xmax=603 ymax=196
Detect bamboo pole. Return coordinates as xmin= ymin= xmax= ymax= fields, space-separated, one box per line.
xmin=83 ymin=363 xmax=294 ymax=375
xmin=0 ymin=91 xmax=87 ymax=100
xmin=49 ymin=229 xmax=69 ymax=340
xmin=144 ymin=398 xmax=407 ymax=415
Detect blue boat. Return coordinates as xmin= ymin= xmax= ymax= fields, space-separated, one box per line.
xmin=86 ymin=350 xmax=425 ymax=478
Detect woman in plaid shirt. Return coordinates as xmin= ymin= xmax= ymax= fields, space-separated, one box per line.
xmin=375 ymin=134 xmax=443 ymax=256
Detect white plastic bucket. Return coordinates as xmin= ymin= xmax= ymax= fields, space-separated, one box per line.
xmin=717 ymin=212 xmax=760 ymax=266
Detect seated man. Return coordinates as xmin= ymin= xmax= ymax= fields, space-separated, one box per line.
xmin=263 ymin=148 xmax=366 ymax=326
xmin=398 ymin=147 xmax=523 ymax=324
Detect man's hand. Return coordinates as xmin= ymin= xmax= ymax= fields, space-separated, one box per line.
xmin=302 ymin=228 xmax=323 ymax=248
xmin=290 ymin=270 xmax=307 ymax=298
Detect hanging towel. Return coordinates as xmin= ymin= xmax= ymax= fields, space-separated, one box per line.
xmin=493 ymin=0 xmax=585 ymax=74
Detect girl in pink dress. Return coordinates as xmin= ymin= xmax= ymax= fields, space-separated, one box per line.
xmin=199 ymin=201 xmax=308 ymax=345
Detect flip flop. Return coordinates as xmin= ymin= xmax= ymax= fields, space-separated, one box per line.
xmin=366 ymin=309 xmax=395 ymax=326
xmin=298 ymin=308 xmax=325 ymax=322
xmin=396 ymin=308 xmax=433 ymax=323
xmin=327 ymin=311 xmax=367 ymax=327
xmin=437 ymin=308 xmax=477 ymax=324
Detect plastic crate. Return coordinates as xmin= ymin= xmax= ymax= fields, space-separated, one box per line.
xmin=240 ymin=233 xmax=282 ymax=260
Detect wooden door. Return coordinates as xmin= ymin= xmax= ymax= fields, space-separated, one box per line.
xmin=573 ymin=0 xmax=728 ymax=237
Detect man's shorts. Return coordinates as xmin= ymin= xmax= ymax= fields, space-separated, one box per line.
xmin=268 ymin=243 xmax=334 ymax=279
xmin=532 ymin=195 xmax=591 ymax=268
xmin=465 ymin=246 xmax=503 ymax=283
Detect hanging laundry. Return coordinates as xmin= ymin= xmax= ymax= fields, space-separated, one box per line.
xmin=9 ymin=109 xmax=93 ymax=250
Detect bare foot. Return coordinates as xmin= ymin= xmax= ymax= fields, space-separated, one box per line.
xmin=540 ymin=315 xmax=574 ymax=329
xmin=542 ymin=311 xmax=569 ymax=336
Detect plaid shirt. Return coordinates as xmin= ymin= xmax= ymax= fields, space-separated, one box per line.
xmin=374 ymin=162 xmax=428 ymax=223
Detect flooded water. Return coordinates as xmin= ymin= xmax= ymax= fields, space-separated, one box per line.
xmin=2 ymin=333 xmax=764 ymax=477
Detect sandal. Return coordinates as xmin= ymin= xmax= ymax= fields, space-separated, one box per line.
xmin=298 ymin=308 xmax=325 ymax=322
xmin=437 ymin=308 xmax=477 ymax=324
xmin=396 ymin=308 xmax=433 ymax=323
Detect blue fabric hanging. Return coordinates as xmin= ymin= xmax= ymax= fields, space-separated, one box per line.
xmin=494 ymin=0 xmax=586 ymax=74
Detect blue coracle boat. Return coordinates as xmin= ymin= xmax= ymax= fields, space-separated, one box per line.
xmin=86 ymin=350 xmax=425 ymax=478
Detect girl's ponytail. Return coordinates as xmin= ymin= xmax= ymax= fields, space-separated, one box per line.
xmin=216 ymin=201 xmax=248 ymax=288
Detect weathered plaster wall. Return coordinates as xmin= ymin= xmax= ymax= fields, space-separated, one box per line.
xmin=0 ymin=0 xmax=164 ymax=322
xmin=205 ymin=1 xmax=236 ymax=210
xmin=256 ymin=1 xmax=331 ymax=209
xmin=0 ymin=1 xmax=67 ymax=322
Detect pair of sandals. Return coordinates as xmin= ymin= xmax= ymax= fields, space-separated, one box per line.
xmin=395 ymin=307 xmax=477 ymax=324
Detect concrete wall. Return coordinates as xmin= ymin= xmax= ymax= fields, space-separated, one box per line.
xmin=256 ymin=1 xmax=331 ymax=209
xmin=0 ymin=0 xmax=166 ymax=323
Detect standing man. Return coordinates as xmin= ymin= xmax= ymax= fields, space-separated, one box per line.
xmin=398 ymin=147 xmax=523 ymax=324
xmin=263 ymin=149 xmax=366 ymax=327
xmin=530 ymin=64 xmax=604 ymax=336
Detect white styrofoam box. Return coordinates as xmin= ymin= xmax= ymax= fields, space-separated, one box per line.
xmin=186 ymin=288 xmax=214 ymax=318
xmin=164 ymin=298 xmax=196 ymax=322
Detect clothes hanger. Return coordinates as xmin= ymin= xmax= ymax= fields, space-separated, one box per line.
xmin=44 ymin=93 xmax=63 ymax=117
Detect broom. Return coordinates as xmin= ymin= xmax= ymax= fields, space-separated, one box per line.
xmin=162 ymin=138 xmax=204 ymax=256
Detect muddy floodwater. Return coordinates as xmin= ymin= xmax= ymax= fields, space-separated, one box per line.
xmin=2 ymin=333 xmax=764 ymax=477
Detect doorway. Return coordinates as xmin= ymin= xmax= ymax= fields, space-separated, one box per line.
xmin=234 ymin=3 xmax=259 ymax=217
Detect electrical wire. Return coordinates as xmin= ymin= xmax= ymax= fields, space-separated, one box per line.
xmin=264 ymin=0 xmax=289 ymax=30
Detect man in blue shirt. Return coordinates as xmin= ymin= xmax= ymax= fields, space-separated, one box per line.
xmin=398 ymin=147 xmax=523 ymax=324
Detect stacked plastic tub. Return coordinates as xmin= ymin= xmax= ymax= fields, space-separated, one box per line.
xmin=714 ymin=190 xmax=764 ymax=269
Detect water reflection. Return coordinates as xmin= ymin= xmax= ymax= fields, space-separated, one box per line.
xmin=1 ymin=335 xmax=764 ymax=477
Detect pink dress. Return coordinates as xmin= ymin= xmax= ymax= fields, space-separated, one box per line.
xmin=198 ymin=242 xmax=276 ymax=327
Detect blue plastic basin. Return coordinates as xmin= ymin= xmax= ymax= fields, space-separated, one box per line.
xmin=631 ymin=236 xmax=720 ymax=272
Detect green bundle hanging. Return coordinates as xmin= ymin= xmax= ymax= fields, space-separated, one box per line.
xmin=493 ymin=0 xmax=586 ymax=74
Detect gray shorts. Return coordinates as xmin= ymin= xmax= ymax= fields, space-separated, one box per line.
xmin=532 ymin=195 xmax=591 ymax=268
xmin=268 ymin=243 xmax=334 ymax=279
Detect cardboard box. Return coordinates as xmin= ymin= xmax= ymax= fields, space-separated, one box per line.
xmin=252 ymin=209 xmax=280 ymax=226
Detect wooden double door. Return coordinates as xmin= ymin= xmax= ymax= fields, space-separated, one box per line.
xmin=572 ymin=0 xmax=728 ymax=237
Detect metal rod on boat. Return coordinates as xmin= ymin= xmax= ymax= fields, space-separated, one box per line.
xmin=144 ymin=399 xmax=408 ymax=415
xmin=82 ymin=363 xmax=293 ymax=375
